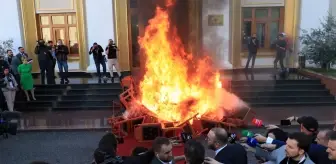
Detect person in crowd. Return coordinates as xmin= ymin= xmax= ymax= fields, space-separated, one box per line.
xmin=316 ymin=129 xmax=333 ymax=147
xmin=266 ymin=128 xmax=288 ymax=142
xmin=184 ymin=139 xmax=205 ymax=164
xmin=265 ymin=116 xmax=319 ymax=142
xmin=89 ymin=42 xmax=107 ymax=79
xmin=0 ymin=55 xmax=10 ymax=73
xmin=206 ymin=127 xmax=247 ymax=164
xmin=326 ymin=131 xmax=336 ymax=162
xmin=106 ymin=39 xmax=122 ymax=82
xmin=93 ymin=132 xmax=142 ymax=164
xmin=5 ymin=49 xmax=14 ymax=66
xmin=11 ymin=47 xmax=28 ymax=84
xmin=0 ymin=57 xmax=8 ymax=111
xmin=47 ymin=41 xmax=57 ymax=77
xmin=255 ymin=117 xmax=332 ymax=163
xmin=255 ymin=132 xmax=314 ymax=164
xmin=245 ymin=33 xmax=259 ymax=70
xmin=34 ymin=39 xmax=55 ymax=84
xmin=151 ymin=137 xmax=175 ymax=164
xmin=1 ymin=68 xmax=18 ymax=111
xmin=55 ymin=39 xmax=70 ymax=84
xmin=273 ymin=33 xmax=287 ymax=71
xmin=18 ymin=58 xmax=36 ymax=101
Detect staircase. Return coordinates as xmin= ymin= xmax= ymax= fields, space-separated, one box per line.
xmin=13 ymin=78 xmax=336 ymax=111
xmin=15 ymin=83 xmax=122 ymax=112
xmin=231 ymin=79 xmax=336 ymax=107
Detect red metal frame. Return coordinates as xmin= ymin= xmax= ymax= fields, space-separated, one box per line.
xmin=109 ymin=76 xmax=255 ymax=141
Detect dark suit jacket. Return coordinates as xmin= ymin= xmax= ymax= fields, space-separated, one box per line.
xmin=272 ymin=139 xmax=332 ymax=164
xmin=150 ymin=157 xmax=175 ymax=164
xmin=214 ymin=144 xmax=248 ymax=164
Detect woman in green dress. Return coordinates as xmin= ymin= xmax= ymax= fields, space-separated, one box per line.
xmin=18 ymin=58 xmax=36 ymax=101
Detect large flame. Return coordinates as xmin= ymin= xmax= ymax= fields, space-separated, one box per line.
xmin=132 ymin=2 xmax=243 ymax=125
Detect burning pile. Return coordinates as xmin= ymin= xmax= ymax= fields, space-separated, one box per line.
xmin=124 ymin=1 xmax=245 ymax=126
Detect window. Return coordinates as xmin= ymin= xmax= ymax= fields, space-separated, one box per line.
xmin=242 ymin=7 xmax=284 ymax=51
xmin=36 ymin=13 xmax=79 ymax=57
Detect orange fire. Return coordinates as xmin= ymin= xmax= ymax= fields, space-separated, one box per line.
xmin=131 ymin=2 xmax=244 ymax=125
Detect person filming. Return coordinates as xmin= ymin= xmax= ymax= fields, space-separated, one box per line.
xmin=89 ymin=43 xmax=107 ymax=79
xmin=55 ymin=39 xmax=69 ymax=84
xmin=106 ymin=39 xmax=121 ymax=82
xmin=34 ymin=39 xmax=55 ymax=84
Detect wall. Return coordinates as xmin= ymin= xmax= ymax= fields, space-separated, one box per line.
xmin=85 ymin=0 xmax=115 ymax=72
xmin=299 ymin=0 xmax=330 ymax=67
xmin=0 ymin=0 xmax=23 ymax=54
xmin=202 ymin=0 xmax=232 ymax=69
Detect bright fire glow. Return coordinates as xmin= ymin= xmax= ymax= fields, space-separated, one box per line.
xmin=130 ymin=1 xmax=243 ymax=125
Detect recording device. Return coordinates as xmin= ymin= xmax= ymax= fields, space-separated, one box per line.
xmin=180 ymin=132 xmax=192 ymax=143
xmin=228 ymin=132 xmax=238 ymax=144
xmin=0 ymin=111 xmax=21 ymax=138
xmin=280 ymin=119 xmax=291 ymax=126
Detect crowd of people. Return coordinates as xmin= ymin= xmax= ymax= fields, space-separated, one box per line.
xmin=0 ymin=39 xmax=122 ymax=112
xmin=27 ymin=115 xmax=336 ymax=164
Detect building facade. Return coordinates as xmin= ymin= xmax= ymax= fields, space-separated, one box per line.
xmin=0 ymin=0 xmax=332 ymax=72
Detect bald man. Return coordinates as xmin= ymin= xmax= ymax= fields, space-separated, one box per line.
xmin=205 ymin=128 xmax=247 ymax=164
xmin=316 ymin=129 xmax=333 ymax=147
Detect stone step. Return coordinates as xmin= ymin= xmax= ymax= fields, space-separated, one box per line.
xmin=34 ymin=83 xmax=121 ymax=89
xmin=65 ymin=89 xmax=122 ymax=95
xmin=61 ymin=95 xmax=119 ymax=101
xmin=241 ymin=96 xmax=335 ymax=103
xmin=231 ymin=80 xmax=321 ymax=85
xmin=234 ymin=90 xmax=331 ymax=97
xmin=57 ymin=100 xmax=117 ymax=107
xmin=250 ymin=101 xmax=336 ymax=107
xmin=231 ymin=84 xmax=325 ymax=90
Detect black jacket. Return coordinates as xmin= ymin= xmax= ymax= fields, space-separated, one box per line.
xmin=35 ymin=45 xmax=53 ymax=61
xmin=215 ymin=144 xmax=248 ymax=164
xmin=248 ymin=38 xmax=259 ymax=53
xmin=55 ymin=45 xmax=69 ymax=61
xmin=89 ymin=45 xmax=105 ymax=61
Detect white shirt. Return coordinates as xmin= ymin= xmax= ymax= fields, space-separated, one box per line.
xmin=157 ymin=157 xmax=172 ymax=164
xmin=215 ymin=144 xmax=227 ymax=155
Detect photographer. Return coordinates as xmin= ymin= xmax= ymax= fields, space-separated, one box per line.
xmin=106 ymin=39 xmax=121 ymax=82
xmin=34 ymin=39 xmax=55 ymax=84
xmin=1 ymin=68 xmax=18 ymax=111
xmin=55 ymin=39 xmax=69 ymax=84
xmin=89 ymin=43 xmax=107 ymax=79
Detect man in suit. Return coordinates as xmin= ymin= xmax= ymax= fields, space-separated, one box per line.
xmin=11 ymin=47 xmax=28 ymax=83
xmin=245 ymin=33 xmax=259 ymax=69
xmin=34 ymin=39 xmax=55 ymax=84
xmin=151 ymin=137 xmax=175 ymax=164
xmin=184 ymin=139 xmax=205 ymax=164
xmin=255 ymin=132 xmax=315 ymax=164
xmin=205 ymin=127 xmax=247 ymax=164
xmin=326 ymin=131 xmax=336 ymax=163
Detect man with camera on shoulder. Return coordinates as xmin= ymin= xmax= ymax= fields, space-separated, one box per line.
xmin=34 ymin=39 xmax=55 ymax=84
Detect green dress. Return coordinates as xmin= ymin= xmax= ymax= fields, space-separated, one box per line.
xmin=18 ymin=64 xmax=34 ymax=90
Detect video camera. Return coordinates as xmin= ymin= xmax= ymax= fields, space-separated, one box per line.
xmin=0 ymin=111 xmax=21 ymax=138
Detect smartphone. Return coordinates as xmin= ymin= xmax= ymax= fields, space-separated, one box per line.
xmin=280 ymin=120 xmax=291 ymax=126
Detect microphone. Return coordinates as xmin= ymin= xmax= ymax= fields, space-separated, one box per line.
xmin=241 ymin=130 xmax=254 ymax=138
xmin=252 ymin=118 xmax=264 ymax=127
xmin=247 ymin=137 xmax=260 ymax=148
